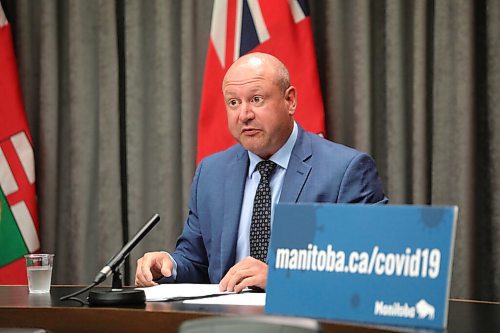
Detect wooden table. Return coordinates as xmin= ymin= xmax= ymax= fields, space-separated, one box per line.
xmin=0 ymin=286 xmax=498 ymax=333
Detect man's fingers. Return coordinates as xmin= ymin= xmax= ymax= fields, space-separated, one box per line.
xmin=135 ymin=258 xmax=147 ymax=286
xmin=135 ymin=278 xmax=157 ymax=287
xmin=233 ymin=275 xmax=260 ymax=293
xmin=220 ymin=256 xmax=268 ymax=292
xmin=226 ymin=268 xmax=254 ymax=292
xmin=222 ymin=270 xmax=242 ymax=292
xmin=219 ymin=272 xmax=231 ymax=291
xmin=134 ymin=252 xmax=172 ymax=287
xmin=141 ymin=256 xmax=157 ymax=281
xmin=219 ymin=261 xmax=243 ymax=291
xmin=219 ymin=260 xmax=249 ymax=291
xmin=141 ymin=261 xmax=154 ymax=282
xmin=135 ymin=257 xmax=154 ymax=287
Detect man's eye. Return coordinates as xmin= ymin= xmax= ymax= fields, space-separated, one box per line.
xmin=228 ymin=99 xmax=238 ymax=107
xmin=252 ymin=96 xmax=263 ymax=104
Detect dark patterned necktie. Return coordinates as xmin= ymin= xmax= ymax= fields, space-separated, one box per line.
xmin=250 ymin=160 xmax=277 ymax=262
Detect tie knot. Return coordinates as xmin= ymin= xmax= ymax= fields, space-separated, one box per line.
xmin=256 ymin=160 xmax=277 ymax=179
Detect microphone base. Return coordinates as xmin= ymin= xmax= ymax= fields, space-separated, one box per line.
xmin=88 ymin=289 xmax=145 ymax=306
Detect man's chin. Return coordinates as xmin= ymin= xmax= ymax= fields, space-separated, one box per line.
xmin=240 ymin=140 xmax=263 ymax=154
xmin=241 ymin=144 xmax=274 ymax=159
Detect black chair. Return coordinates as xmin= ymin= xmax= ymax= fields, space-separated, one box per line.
xmin=178 ymin=316 xmax=323 ymax=333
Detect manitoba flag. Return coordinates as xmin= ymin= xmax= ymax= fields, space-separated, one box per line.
xmin=197 ymin=0 xmax=325 ymax=162
xmin=0 ymin=5 xmax=40 ymax=284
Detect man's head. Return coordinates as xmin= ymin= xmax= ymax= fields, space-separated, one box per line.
xmin=222 ymin=52 xmax=297 ymax=159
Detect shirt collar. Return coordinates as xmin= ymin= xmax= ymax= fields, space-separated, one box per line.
xmin=247 ymin=121 xmax=298 ymax=177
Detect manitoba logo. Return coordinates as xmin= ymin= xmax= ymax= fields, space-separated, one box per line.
xmin=415 ymin=299 xmax=435 ymax=320
xmin=374 ymin=299 xmax=435 ymax=320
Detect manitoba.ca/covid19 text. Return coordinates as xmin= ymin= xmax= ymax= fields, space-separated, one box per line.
xmin=274 ymin=244 xmax=441 ymax=279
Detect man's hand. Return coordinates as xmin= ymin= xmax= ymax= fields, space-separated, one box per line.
xmin=135 ymin=251 xmax=173 ymax=287
xmin=219 ymin=256 xmax=268 ymax=293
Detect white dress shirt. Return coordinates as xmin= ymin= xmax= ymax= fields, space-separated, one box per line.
xmin=235 ymin=122 xmax=298 ymax=262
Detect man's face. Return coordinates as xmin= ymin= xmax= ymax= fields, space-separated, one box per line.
xmin=223 ymin=60 xmax=296 ymax=159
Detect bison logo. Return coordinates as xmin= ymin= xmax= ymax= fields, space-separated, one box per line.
xmin=415 ymin=299 xmax=435 ymax=320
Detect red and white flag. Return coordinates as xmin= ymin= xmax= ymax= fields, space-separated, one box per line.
xmin=197 ymin=0 xmax=325 ymax=162
xmin=0 ymin=4 xmax=40 ymax=284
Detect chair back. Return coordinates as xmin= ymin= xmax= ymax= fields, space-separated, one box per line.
xmin=178 ymin=315 xmax=323 ymax=333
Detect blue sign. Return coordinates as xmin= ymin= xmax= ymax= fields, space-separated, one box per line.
xmin=265 ymin=204 xmax=457 ymax=329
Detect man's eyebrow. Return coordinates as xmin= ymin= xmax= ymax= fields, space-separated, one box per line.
xmin=223 ymin=90 xmax=237 ymax=97
xmin=223 ymin=86 xmax=265 ymax=96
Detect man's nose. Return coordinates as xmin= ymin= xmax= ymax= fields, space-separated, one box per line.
xmin=239 ymin=102 xmax=254 ymax=122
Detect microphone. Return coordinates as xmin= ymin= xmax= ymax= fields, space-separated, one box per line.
xmin=87 ymin=213 xmax=160 ymax=306
xmin=93 ymin=213 xmax=161 ymax=285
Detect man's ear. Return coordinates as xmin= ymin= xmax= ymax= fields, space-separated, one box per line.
xmin=285 ymin=86 xmax=297 ymax=115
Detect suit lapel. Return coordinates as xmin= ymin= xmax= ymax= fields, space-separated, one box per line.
xmin=280 ymin=127 xmax=312 ymax=203
xmin=220 ymin=147 xmax=248 ymax=277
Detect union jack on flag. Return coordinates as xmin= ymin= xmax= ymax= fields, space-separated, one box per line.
xmin=197 ymin=0 xmax=325 ymax=162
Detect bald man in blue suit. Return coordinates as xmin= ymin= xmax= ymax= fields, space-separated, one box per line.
xmin=135 ymin=53 xmax=387 ymax=292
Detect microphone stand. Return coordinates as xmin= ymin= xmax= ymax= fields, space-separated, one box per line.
xmin=112 ymin=269 xmax=123 ymax=290
xmin=60 ymin=213 xmax=160 ymax=306
xmin=88 ymin=267 xmax=145 ymax=306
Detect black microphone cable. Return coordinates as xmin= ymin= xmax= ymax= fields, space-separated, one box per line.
xmin=59 ymin=282 xmax=98 ymax=305
xmin=59 ymin=251 xmax=131 ymax=304
xmin=59 ymin=213 xmax=160 ymax=305
xmin=59 ymin=258 xmax=127 ymax=305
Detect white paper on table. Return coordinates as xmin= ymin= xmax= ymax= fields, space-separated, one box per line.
xmin=137 ymin=283 xmax=234 ymax=302
xmin=183 ymin=291 xmax=266 ymax=306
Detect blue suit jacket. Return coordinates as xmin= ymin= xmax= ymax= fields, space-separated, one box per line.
xmin=169 ymin=126 xmax=388 ymax=284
